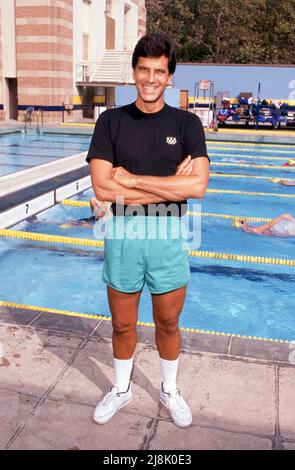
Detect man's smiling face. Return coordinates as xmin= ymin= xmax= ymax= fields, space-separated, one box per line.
xmin=133 ymin=55 xmax=171 ymax=109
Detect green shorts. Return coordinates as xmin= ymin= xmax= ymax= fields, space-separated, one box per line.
xmin=102 ymin=216 xmax=190 ymax=294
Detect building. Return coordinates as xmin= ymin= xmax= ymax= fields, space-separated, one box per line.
xmin=0 ymin=0 xmax=146 ymax=122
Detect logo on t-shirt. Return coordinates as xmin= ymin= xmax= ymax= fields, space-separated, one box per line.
xmin=166 ymin=137 xmax=177 ymax=145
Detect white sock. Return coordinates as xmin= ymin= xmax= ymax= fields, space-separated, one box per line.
xmin=113 ymin=356 xmax=134 ymax=392
xmin=160 ymin=356 xmax=180 ymax=393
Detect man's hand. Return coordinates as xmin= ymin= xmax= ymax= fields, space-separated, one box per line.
xmin=90 ymin=197 xmax=112 ymax=219
xmin=112 ymin=166 xmax=136 ymax=188
xmin=176 ymin=155 xmax=193 ymax=175
xmin=97 ymin=201 xmax=112 ymax=219
xmin=111 ymin=155 xmax=193 ymax=189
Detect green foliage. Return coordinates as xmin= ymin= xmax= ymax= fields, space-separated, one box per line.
xmin=145 ymin=0 xmax=295 ymax=64
xmin=146 ymin=0 xmax=203 ymax=61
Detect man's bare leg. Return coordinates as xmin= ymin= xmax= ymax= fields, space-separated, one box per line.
xmin=93 ymin=286 xmax=141 ymax=424
xmin=152 ymin=286 xmax=186 ymax=360
xmin=107 ymin=286 xmax=141 ymax=359
xmin=151 ymin=285 xmax=192 ymax=427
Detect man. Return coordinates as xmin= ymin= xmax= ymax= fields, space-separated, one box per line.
xmin=86 ymin=32 xmax=209 ymax=428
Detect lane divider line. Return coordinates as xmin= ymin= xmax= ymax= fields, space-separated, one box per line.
xmin=60 ymin=199 xmax=287 ymax=219
xmin=0 ymin=229 xmax=104 ymax=248
xmin=210 ymin=172 xmax=279 ymax=180
xmin=212 ymin=162 xmax=295 ymax=170
xmin=208 ymin=146 xmax=295 ymax=154
xmin=189 ymin=250 xmax=295 ymax=267
xmin=209 ymin=152 xmax=288 ymax=161
xmin=207 ymin=188 xmax=295 ymax=198
xmin=61 ymin=199 xmax=90 ymax=207
xmin=4 ymin=196 xmax=289 ymax=233
xmin=0 ymin=229 xmax=294 ymax=266
xmin=0 ymin=300 xmax=290 ymax=344
xmin=44 ymin=198 xmax=279 ymax=222
xmin=207 ymin=141 xmax=294 ymax=148
xmin=207 ymin=139 xmax=295 ymax=147
xmin=186 ymin=212 xmax=271 ymax=222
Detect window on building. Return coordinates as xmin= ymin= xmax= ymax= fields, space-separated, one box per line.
xmin=83 ymin=33 xmax=89 ymax=61
xmin=105 ymin=0 xmax=113 ymax=16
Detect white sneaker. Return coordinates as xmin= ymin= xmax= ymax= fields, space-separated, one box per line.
xmin=160 ymin=383 xmax=192 ymax=428
xmin=93 ymin=383 xmax=132 ymax=424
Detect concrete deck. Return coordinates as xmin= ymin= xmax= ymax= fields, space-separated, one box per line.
xmin=1 ymin=305 xmax=294 ymax=451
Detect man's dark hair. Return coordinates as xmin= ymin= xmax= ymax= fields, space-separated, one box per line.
xmin=132 ymin=32 xmax=176 ymax=74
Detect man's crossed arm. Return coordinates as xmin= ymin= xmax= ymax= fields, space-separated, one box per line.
xmin=90 ymin=155 xmax=209 ymax=206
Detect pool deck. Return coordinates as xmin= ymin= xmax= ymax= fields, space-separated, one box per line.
xmin=1 ymin=119 xmax=295 ymax=451
xmin=1 ymin=118 xmax=295 ymax=144
xmin=1 ymin=305 xmax=295 ymax=451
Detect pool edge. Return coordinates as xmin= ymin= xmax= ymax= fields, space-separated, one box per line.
xmin=0 ymin=303 xmax=293 ymax=365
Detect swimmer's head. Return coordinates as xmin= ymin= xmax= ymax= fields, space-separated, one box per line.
xmin=232 ymin=218 xmax=246 ymax=229
xmin=287 ymin=159 xmax=295 ymax=166
xmin=271 ymin=178 xmax=280 ymax=183
xmin=59 ymin=223 xmax=71 ymax=229
xmin=27 ymin=215 xmax=38 ymax=223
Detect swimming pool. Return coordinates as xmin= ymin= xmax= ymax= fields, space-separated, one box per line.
xmin=0 ymin=140 xmax=294 ymax=341
xmin=0 ymin=132 xmax=91 ymax=176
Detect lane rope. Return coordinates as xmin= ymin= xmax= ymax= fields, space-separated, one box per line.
xmin=0 ymin=300 xmax=290 ymax=344
xmin=61 ymin=199 xmax=90 ymax=207
xmin=209 ymin=152 xmax=288 ymax=161
xmin=61 ymin=186 xmax=295 ymax=213
xmin=210 ymin=172 xmax=280 ymax=180
xmin=189 ymin=250 xmax=295 ymax=267
xmin=0 ymin=229 xmax=104 ymax=248
xmin=212 ymin=162 xmax=295 ymax=170
xmin=186 ymin=211 xmax=271 ymax=222
xmin=59 ymin=198 xmax=287 ymax=222
xmin=207 ymin=141 xmax=294 ymax=148
xmin=207 ymin=188 xmax=295 ymax=198
xmin=0 ymin=229 xmax=294 ymax=267
xmin=207 ymin=144 xmax=295 ymax=153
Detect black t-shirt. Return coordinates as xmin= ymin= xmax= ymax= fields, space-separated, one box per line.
xmin=86 ymin=102 xmax=209 ymax=216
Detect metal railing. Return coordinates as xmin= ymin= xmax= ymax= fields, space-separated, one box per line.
xmin=115 ymin=36 xmax=138 ymax=51
xmin=23 ymin=107 xmax=44 ymax=134
xmin=120 ymin=50 xmax=133 ymax=83
xmin=76 ymin=52 xmax=133 ymax=84
xmin=76 ymin=61 xmax=100 ymax=83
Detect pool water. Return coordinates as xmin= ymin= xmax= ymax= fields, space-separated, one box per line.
xmin=0 ymin=235 xmax=294 ymax=340
xmin=0 ymin=140 xmax=295 ymax=341
xmin=0 ymin=132 xmax=91 ymax=176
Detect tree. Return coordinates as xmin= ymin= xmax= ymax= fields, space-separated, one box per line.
xmin=146 ymin=0 xmax=203 ymax=62
xmin=146 ymin=0 xmax=295 ymax=64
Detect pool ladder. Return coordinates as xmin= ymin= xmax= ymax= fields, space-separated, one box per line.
xmin=23 ymin=108 xmax=43 ymax=134
xmin=36 ymin=109 xmax=42 ymax=134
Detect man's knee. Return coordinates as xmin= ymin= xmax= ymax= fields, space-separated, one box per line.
xmin=155 ymin=316 xmax=179 ymax=335
xmin=112 ymin=318 xmax=137 ymax=336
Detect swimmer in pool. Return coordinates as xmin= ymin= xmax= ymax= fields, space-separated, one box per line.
xmin=271 ymin=178 xmax=295 ymax=186
xmin=87 ymin=197 xmax=112 ymax=221
xmin=233 ymin=213 xmax=295 ymax=237
xmin=282 ymin=159 xmax=295 ymax=167
xmin=60 ymin=197 xmax=112 ymax=228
